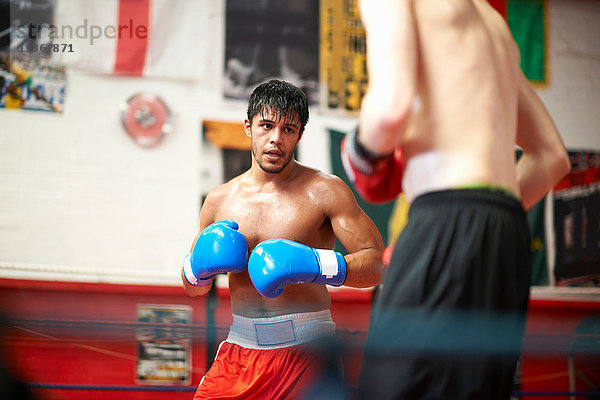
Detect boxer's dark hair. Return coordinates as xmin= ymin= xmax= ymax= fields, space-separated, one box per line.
xmin=247 ymin=79 xmax=309 ymax=131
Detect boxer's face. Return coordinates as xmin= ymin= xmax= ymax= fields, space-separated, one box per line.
xmin=245 ymin=109 xmax=303 ymax=174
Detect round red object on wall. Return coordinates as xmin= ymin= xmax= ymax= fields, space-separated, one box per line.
xmin=120 ymin=93 xmax=171 ymax=147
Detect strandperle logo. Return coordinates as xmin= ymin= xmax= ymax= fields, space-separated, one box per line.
xmin=15 ymin=19 xmax=148 ymax=46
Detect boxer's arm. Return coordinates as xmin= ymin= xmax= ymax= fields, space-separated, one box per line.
xmin=358 ymin=0 xmax=416 ymax=155
xmin=181 ymin=191 xmax=219 ymax=297
xmin=181 ymin=268 xmax=210 ymax=296
xmin=248 ymin=239 xmax=347 ymax=298
xmin=324 ymin=175 xmax=386 ymax=288
xmin=515 ymin=71 xmax=570 ymax=210
xmin=341 ymin=132 xmax=404 ymax=203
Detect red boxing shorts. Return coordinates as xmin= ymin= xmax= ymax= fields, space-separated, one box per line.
xmin=193 ymin=310 xmax=341 ymax=400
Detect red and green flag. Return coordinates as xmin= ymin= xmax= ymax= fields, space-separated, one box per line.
xmin=489 ymin=0 xmax=546 ymax=84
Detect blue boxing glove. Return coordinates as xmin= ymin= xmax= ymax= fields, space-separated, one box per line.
xmin=248 ymin=238 xmax=347 ymax=298
xmin=182 ymin=220 xmax=248 ymax=286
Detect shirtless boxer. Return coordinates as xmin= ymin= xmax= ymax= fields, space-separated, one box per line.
xmin=182 ymin=79 xmax=385 ymax=399
xmin=342 ymin=1 xmax=571 ymax=399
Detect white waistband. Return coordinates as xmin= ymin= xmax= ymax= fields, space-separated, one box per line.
xmin=226 ymin=310 xmax=336 ymax=350
xmin=404 ymin=150 xmax=500 ymax=204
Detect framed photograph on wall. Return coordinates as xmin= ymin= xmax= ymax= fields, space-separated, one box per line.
xmin=0 ymin=54 xmax=65 ymax=113
xmin=0 ymin=0 xmax=55 ymax=56
xmin=223 ymin=0 xmax=319 ymax=104
xmin=136 ymin=304 xmax=192 ymax=385
xmin=553 ymin=151 xmax=600 ymax=287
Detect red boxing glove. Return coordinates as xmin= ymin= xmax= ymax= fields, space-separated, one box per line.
xmin=382 ymin=242 xmax=395 ymax=266
xmin=341 ymin=131 xmax=404 ymax=204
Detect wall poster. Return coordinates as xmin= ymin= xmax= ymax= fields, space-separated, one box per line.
xmin=319 ymin=0 xmax=367 ymax=115
xmin=0 ymin=54 xmax=65 ymax=113
xmin=136 ymin=304 xmax=192 ymax=385
xmin=223 ymin=0 xmax=319 ymax=103
xmin=553 ymin=150 xmax=600 ymax=287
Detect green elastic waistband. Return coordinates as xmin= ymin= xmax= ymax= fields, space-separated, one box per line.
xmin=455 ymin=183 xmax=520 ymax=200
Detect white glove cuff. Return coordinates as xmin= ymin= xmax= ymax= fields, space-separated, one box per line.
xmin=183 ymin=253 xmax=214 ymax=286
xmin=314 ymin=249 xmax=339 ymax=278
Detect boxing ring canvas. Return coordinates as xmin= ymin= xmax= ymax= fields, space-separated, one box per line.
xmin=1 ymin=278 xmax=598 ymax=399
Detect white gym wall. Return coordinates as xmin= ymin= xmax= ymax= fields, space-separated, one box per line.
xmin=0 ymin=0 xmax=598 ymax=285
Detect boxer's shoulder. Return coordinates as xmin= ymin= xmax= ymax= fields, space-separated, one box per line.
xmin=301 ymin=169 xmax=356 ymax=212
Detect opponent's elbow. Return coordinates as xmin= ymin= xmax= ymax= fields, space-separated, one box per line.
xmin=542 ymin=144 xmax=570 ymax=188
xmin=376 ymin=101 xmax=411 ymax=138
xmin=361 ymin=92 xmax=411 ymax=149
xmin=553 ymin=148 xmax=571 ymax=182
xmin=381 ymin=106 xmax=409 ymax=130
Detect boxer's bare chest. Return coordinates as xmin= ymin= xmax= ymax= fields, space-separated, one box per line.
xmin=215 ymin=184 xmax=333 ymax=251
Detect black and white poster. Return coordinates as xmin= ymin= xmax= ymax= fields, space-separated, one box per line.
xmin=223 ymin=0 xmax=319 ymax=104
xmin=0 ymin=0 xmax=55 ymax=55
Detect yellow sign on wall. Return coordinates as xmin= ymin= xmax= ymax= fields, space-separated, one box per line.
xmin=320 ymin=0 xmax=367 ymax=115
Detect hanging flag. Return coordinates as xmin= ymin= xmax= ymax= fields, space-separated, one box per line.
xmin=52 ymin=0 xmax=208 ymax=80
xmin=488 ymin=0 xmax=507 ymax=17
xmin=489 ymin=0 xmax=546 ymax=83
xmin=528 ymin=200 xmax=549 ymax=286
xmin=113 ymin=0 xmax=149 ymax=76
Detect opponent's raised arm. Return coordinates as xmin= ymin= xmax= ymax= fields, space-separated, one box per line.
xmin=341 ymin=129 xmax=404 ymax=204
xmin=357 ymin=0 xmax=416 ymax=156
xmin=515 ymin=71 xmax=570 ymax=210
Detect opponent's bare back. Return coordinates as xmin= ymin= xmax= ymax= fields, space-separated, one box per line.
xmin=401 ymin=0 xmax=521 ymax=199
xmin=358 ymin=0 xmax=568 ymax=207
